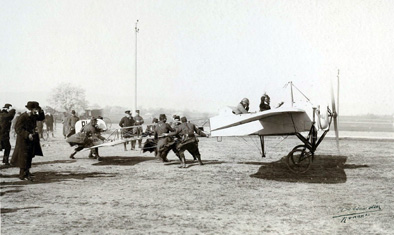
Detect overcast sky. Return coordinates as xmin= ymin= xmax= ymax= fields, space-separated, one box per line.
xmin=1 ymin=0 xmax=394 ymax=116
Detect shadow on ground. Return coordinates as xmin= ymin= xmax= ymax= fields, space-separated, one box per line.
xmin=1 ymin=206 xmax=41 ymax=214
xmin=0 ymin=160 xmax=75 ymax=171
xmin=0 ymin=186 xmax=23 ymax=196
xmin=248 ymin=155 xmax=369 ymax=184
xmin=92 ymin=156 xmax=156 ymax=166
xmin=164 ymin=159 xmax=227 ymax=168
xmin=0 ymin=171 xmax=116 ymax=187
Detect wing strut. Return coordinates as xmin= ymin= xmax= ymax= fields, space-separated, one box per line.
xmin=259 ymin=136 xmax=266 ymax=158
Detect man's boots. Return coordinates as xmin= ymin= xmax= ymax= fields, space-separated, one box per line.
xmin=3 ymin=155 xmax=10 ymax=166
xmin=70 ymin=151 xmax=77 ymax=159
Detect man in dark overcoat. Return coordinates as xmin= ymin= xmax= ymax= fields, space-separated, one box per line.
xmin=11 ymin=101 xmax=45 ymax=181
xmin=119 ymin=110 xmax=135 ymax=150
xmin=1 ymin=103 xmax=16 ymax=165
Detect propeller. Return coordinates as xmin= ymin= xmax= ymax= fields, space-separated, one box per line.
xmin=330 ymin=74 xmax=340 ymax=152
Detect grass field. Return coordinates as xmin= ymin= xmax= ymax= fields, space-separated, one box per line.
xmin=1 ymin=126 xmax=393 ymax=234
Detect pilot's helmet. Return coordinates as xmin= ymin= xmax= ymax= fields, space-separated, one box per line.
xmin=241 ymin=98 xmax=249 ymax=105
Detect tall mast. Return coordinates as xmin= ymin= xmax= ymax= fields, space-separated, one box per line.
xmin=290 ymin=81 xmax=294 ymax=107
xmin=134 ymin=20 xmax=139 ymax=112
xmin=337 ymin=69 xmax=340 ymax=115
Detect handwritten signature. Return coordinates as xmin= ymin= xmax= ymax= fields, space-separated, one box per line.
xmin=333 ymin=205 xmax=382 ymax=223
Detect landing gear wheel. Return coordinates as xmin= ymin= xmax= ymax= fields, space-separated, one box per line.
xmin=287 ymin=145 xmax=313 ymax=173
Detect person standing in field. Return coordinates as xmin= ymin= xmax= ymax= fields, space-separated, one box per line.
xmin=133 ymin=110 xmax=144 ymax=149
xmin=0 ymin=103 xmax=16 ymax=166
xmin=45 ymin=111 xmax=55 ymax=137
xmin=62 ymin=112 xmax=69 ymax=139
xmin=67 ymin=110 xmax=79 ymax=137
xmin=11 ymin=101 xmax=45 ymax=181
xmin=119 ymin=110 xmax=135 ymax=151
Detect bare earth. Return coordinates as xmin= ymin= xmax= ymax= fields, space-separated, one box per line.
xmin=1 ymin=127 xmax=393 ymax=234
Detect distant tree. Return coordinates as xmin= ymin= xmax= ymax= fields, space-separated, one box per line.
xmin=48 ymin=83 xmax=88 ymax=113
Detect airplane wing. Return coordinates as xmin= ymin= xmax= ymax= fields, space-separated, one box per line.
xmin=209 ymin=107 xmax=312 ymax=137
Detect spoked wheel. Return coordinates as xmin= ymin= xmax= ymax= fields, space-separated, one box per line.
xmin=287 ymin=145 xmax=313 ymax=173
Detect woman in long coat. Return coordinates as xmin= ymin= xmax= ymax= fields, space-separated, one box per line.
xmin=11 ymin=101 xmax=45 ymax=181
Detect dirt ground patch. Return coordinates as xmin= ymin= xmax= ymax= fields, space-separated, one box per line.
xmin=1 ymin=128 xmax=393 ymax=234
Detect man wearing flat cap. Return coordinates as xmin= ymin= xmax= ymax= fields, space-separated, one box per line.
xmin=1 ymin=103 xmax=16 ymax=166
xmin=119 ymin=110 xmax=135 ymax=150
xmin=11 ymin=101 xmax=45 ymax=181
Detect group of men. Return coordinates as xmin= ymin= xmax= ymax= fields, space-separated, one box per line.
xmin=1 ymin=102 xmax=210 ymax=181
xmin=148 ymin=114 xmax=208 ymax=168
xmin=119 ymin=110 xmax=144 ymax=150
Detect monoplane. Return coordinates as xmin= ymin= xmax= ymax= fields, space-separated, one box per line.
xmin=208 ymin=78 xmax=340 ymax=173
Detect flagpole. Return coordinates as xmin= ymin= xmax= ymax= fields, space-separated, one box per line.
xmin=134 ymin=20 xmax=139 ymax=113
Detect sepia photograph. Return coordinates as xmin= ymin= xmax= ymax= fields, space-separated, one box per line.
xmin=1 ymin=0 xmax=394 ymax=234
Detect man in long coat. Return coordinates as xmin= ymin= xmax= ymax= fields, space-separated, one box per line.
xmin=0 ymin=103 xmax=16 ymax=165
xmin=11 ymin=101 xmax=45 ymax=181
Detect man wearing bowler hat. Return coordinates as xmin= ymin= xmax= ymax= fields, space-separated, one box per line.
xmin=0 ymin=103 xmax=16 ymax=166
xmin=11 ymin=101 xmax=45 ymax=181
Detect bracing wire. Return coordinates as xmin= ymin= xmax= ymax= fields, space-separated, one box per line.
xmin=284 ymin=81 xmax=314 ymax=105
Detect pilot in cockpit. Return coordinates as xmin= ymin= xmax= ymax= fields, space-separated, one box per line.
xmin=232 ymin=98 xmax=250 ymax=114
xmin=259 ymin=93 xmax=271 ymax=112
